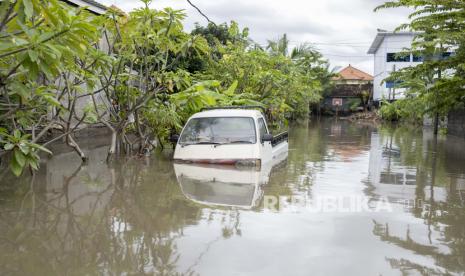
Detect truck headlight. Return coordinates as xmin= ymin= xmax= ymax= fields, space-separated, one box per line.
xmin=235 ymin=159 xmax=261 ymax=168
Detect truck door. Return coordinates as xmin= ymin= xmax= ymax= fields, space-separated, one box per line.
xmin=258 ymin=117 xmax=272 ymax=162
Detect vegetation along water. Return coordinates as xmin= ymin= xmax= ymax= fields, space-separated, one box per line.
xmin=0 ymin=0 xmax=332 ymax=175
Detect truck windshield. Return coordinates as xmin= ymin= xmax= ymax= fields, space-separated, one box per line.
xmin=179 ymin=117 xmax=257 ymax=145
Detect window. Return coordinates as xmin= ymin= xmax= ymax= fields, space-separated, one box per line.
xmin=387 ymin=53 xmax=411 ymax=62
xmin=442 ymin=52 xmax=453 ymax=59
xmin=412 ymin=53 xmax=424 ymax=62
xmin=412 ymin=52 xmax=454 ymax=62
xmin=386 ymin=81 xmax=402 ymax=88
xmin=179 ymin=117 xmax=257 ymax=145
xmin=258 ymin=118 xmax=268 ymax=138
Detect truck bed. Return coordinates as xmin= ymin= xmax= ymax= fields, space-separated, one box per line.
xmin=271 ymin=132 xmax=289 ymax=159
xmin=271 ymin=132 xmax=289 ymax=147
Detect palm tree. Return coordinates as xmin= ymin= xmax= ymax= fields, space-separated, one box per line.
xmin=290 ymin=43 xmax=320 ymax=60
xmin=266 ymin=34 xmax=289 ymax=56
xmin=267 ymin=35 xmax=323 ymax=64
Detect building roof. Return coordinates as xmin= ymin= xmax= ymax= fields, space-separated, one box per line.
xmin=367 ymin=30 xmax=420 ymax=54
xmin=333 ymin=65 xmax=373 ymax=81
xmin=61 ymin=0 xmax=108 ymax=15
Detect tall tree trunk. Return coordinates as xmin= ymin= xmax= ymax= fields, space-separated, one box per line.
xmin=66 ymin=134 xmax=87 ymax=162
xmin=108 ymin=130 xmax=117 ymax=161
xmin=101 ymin=120 xmax=117 ymax=161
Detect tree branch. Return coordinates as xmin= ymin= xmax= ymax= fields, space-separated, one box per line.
xmin=186 ymin=0 xmax=216 ymax=26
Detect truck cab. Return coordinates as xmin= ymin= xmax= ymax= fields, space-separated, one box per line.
xmin=172 ymin=107 xmax=288 ymax=167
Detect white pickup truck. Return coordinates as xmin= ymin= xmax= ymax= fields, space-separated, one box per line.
xmin=171 ymin=106 xmax=288 ymax=167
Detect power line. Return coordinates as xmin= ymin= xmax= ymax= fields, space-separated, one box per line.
xmin=321 ymin=54 xmax=370 ymax=58
xmin=250 ymin=43 xmax=372 ymax=58
xmin=288 ymin=39 xmax=419 ymax=46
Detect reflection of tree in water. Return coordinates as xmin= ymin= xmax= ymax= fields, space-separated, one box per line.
xmin=369 ymin=126 xmax=465 ymax=275
xmin=107 ymin=156 xmax=200 ymax=275
xmin=220 ymin=211 xmax=241 ymax=238
xmin=386 ymin=258 xmax=445 ymax=276
xmin=373 ymin=208 xmax=465 ymax=275
xmin=0 ymin=164 xmax=113 ymax=275
xmin=258 ymin=119 xmax=373 ymax=210
xmin=0 ymin=152 xmax=206 ymax=275
xmin=261 ymin=119 xmax=327 ymax=202
xmin=287 ymin=119 xmax=371 ymax=191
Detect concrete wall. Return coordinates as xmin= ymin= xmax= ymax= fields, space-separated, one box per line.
xmin=373 ymin=34 xmax=422 ymax=101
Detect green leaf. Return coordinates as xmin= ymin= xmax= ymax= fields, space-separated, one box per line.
xmin=10 ymin=158 xmax=24 ymax=177
xmin=43 ymin=95 xmax=61 ymax=107
xmin=30 ymin=144 xmax=52 ymax=155
xmin=4 ymin=143 xmax=14 ymax=151
xmin=10 ymin=81 xmax=30 ymax=102
xmin=38 ymin=61 xmax=54 ymax=79
xmin=23 ymin=0 xmax=33 ymax=19
xmin=13 ymin=129 xmax=21 ymax=139
xmin=38 ymin=32 xmax=55 ymax=42
xmin=19 ymin=143 xmax=30 ymax=154
xmin=0 ymin=42 xmax=16 ymax=51
xmin=27 ymin=155 xmax=39 ymax=170
xmin=14 ymin=149 xmax=26 ymax=167
xmin=11 ymin=37 xmax=29 ymax=46
xmin=28 ymin=49 xmax=38 ymax=62
xmin=224 ymin=80 xmax=238 ymax=96
xmin=29 ymin=160 xmax=39 ymax=170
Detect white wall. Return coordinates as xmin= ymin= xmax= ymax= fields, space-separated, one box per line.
xmin=373 ymin=34 xmax=422 ymax=101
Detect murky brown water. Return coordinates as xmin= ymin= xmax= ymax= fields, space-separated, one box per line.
xmin=1 ymin=118 xmax=465 ymax=275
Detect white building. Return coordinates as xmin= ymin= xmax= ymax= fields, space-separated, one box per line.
xmin=62 ymin=0 xmax=108 ymax=15
xmin=368 ymin=30 xmax=422 ymax=103
xmin=367 ymin=131 xmax=448 ymax=203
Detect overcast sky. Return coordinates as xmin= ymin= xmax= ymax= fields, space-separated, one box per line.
xmin=98 ymin=0 xmax=411 ymax=74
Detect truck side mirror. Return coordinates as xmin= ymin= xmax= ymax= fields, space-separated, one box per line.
xmin=170 ymin=134 xmax=180 ymax=143
xmin=261 ymin=133 xmax=273 ymax=143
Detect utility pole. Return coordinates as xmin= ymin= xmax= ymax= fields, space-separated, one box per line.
xmin=433 ymin=45 xmax=443 ymax=136
xmin=392 ymin=64 xmax=396 ymax=100
xmin=433 ymin=68 xmax=441 ymax=135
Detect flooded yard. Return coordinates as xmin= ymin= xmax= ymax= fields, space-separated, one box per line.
xmin=1 ymin=118 xmax=464 ymax=275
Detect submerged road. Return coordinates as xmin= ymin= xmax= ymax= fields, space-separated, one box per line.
xmin=1 ymin=118 xmax=464 ymax=275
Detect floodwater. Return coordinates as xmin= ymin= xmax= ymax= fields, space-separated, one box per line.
xmin=1 ymin=118 xmax=465 ymax=275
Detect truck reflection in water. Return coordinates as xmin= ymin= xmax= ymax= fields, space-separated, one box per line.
xmin=174 ymin=151 xmax=288 ymax=209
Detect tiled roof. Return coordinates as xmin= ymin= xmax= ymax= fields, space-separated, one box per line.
xmin=333 ymin=65 xmax=373 ymax=81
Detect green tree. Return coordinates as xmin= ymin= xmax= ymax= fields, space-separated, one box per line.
xmin=0 ymin=0 xmax=333 ymax=177
xmin=201 ymin=31 xmax=330 ymax=125
xmin=267 ymin=33 xmax=289 ymax=56
xmin=376 ymin=0 xmax=465 ymax=134
xmin=0 ymin=0 xmax=109 ymax=175
xmin=91 ymin=1 xmax=211 ymax=157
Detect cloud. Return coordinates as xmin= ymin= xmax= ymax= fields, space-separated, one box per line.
xmin=98 ymin=0 xmax=412 ymax=74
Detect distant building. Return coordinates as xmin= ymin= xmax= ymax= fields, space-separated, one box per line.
xmin=321 ymin=65 xmax=373 ymax=115
xmin=368 ymin=30 xmax=422 ymax=104
xmin=62 ymin=0 xmax=108 ymax=15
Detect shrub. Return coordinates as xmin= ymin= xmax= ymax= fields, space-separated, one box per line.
xmin=379 ymin=98 xmax=425 ymax=123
